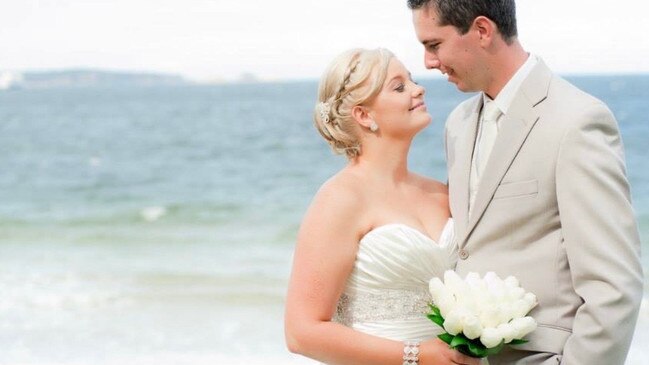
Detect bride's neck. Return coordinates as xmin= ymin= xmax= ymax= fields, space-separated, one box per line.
xmin=351 ymin=139 xmax=411 ymax=183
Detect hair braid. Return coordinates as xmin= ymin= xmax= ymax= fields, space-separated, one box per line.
xmin=313 ymin=48 xmax=393 ymax=159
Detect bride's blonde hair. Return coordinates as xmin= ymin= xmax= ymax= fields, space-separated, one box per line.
xmin=314 ymin=48 xmax=393 ymax=159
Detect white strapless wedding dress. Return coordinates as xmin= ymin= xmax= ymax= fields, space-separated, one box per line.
xmin=334 ymin=219 xmax=458 ymax=341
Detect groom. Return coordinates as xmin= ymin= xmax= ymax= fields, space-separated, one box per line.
xmin=408 ymin=0 xmax=643 ymax=364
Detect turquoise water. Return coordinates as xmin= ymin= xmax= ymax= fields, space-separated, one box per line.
xmin=0 ymin=76 xmax=647 ymax=364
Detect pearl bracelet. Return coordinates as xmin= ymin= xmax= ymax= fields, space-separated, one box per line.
xmin=403 ymin=341 xmax=420 ymax=365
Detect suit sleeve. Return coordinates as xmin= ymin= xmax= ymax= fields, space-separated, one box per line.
xmin=556 ymin=101 xmax=643 ymax=364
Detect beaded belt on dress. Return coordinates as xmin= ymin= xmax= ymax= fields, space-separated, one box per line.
xmin=333 ymin=288 xmax=432 ymax=325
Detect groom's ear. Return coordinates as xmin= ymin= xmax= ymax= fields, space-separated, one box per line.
xmin=472 ymin=15 xmax=496 ymax=47
xmin=351 ymin=105 xmax=373 ymax=129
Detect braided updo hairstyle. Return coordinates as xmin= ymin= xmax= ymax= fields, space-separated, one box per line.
xmin=314 ymin=48 xmax=394 ymax=159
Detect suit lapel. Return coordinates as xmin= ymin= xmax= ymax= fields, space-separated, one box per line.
xmin=464 ymin=106 xmax=539 ymax=238
xmin=458 ymin=60 xmax=553 ymax=246
xmin=449 ymin=98 xmax=481 ymax=239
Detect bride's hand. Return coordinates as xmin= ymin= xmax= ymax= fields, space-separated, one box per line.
xmin=419 ymin=338 xmax=481 ymax=365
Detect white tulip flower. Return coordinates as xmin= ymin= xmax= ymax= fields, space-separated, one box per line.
xmin=511 ymin=316 xmax=537 ymax=339
xmin=496 ymin=302 xmax=515 ymax=324
xmin=444 ymin=271 xmax=467 ymax=297
xmin=497 ymin=322 xmax=517 ymax=343
xmin=507 ymin=286 xmax=526 ymax=301
xmin=462 ymin=313 xmax=483 ymax=339
xmin=504 ymin=275 xmax=519 ymax=288
xmin=465 ymin=272 xmax=482 ymax=287
xmin=480 ymin=327 xmax=504 ymax=348
xmin=523 ymin=292 xmax=538 ymax=309
xmin=443 ymin=309 xmax=464 ymax=335
xmin=512 ymin=299 xmax=531 ymax=318
xmin=484 ymin=271 xmax=500 ymax=283
xmin=429 ymin=277 xmax=446 ymax=303
xmin=479 ymin=303 xmax=501 ymax=328
xmin=436 ymin=291 xmax=457 ymax=318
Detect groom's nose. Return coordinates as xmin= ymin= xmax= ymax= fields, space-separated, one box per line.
xmin=424 ymin=52 xmax=441 ymax=70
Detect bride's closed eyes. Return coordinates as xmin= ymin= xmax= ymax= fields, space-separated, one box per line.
xmin=394 ymin=78 xmax=420 ymax=93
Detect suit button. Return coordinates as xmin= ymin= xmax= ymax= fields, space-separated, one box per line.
xmin=459 ymin=249 xmax=469 ymax=260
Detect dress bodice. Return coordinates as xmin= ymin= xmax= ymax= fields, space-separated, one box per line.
xmin=334 ymin=219 xmax=458 ymax=342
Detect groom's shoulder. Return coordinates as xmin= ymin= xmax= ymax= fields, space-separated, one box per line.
xmin=544 ymin=74 xmax=616 ymax=125
xmin=454 ymin=93 xmax=481 ymax=112
xmin=548 ymin=74 xmax=608 ymax=109
xmin=533 ymin=59 xmax=604 ymax=107
xmin=446 ymin=94 xmax=481 ymax=127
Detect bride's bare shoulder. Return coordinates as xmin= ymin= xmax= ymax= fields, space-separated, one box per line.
xmin=298 ymin=169 xmax=369 ymax=244
xmin=312 ymin=169 xmax=368 ymax=208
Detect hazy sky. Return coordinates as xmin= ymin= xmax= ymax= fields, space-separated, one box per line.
xmin=1 ymin=0 xmax=648 ymax=81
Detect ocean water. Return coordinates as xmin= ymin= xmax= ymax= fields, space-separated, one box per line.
xmin=0 ymin=75 xmax=647 ymax=364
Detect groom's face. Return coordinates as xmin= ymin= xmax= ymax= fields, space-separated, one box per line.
xmin=412 ymin=7 xmax=483 ymax=92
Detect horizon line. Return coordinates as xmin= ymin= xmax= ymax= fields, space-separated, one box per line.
xmin=3 ymin=67 xmax=649 ymax=86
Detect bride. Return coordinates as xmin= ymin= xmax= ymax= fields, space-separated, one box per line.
xmin=284 ymin=48 xmax=479 ymax=365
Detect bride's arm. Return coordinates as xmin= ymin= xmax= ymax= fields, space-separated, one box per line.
xmin=284 ymin=180 xmax=477 ymax=365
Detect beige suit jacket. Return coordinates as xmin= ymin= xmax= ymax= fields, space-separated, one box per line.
xmin=445 ymin=60 xmax=643 ymax=364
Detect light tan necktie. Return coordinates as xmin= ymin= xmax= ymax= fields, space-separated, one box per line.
xmin=469 ymin=101 xmax=502 ymax=212
xmin=476 ymin=102 xmax=501 ymax=178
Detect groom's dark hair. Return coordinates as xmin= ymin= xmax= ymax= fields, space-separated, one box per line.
xmin=407 ymin=0 xmax=518 ymax=42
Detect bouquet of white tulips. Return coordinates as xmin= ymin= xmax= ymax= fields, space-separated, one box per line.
xmin=427 ymin=270 xmax=538 ymax=358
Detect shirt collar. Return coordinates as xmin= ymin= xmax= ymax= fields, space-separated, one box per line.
xmin=482 ymin=53 xmax=538 ymax=115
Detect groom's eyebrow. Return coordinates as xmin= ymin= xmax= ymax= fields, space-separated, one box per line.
xmin=421 ymin=39 xmax=439 ymax=46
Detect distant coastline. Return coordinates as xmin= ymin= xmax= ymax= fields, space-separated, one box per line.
xmin=0 ymin=69 xmax=199 ymax=90
xmin=0 ymin=69 xmax=193 ymax=90
xmin=2 ymin=69 xmax=648 ymax=91
xmin=0 ymin=69 xmax=271 ymax=90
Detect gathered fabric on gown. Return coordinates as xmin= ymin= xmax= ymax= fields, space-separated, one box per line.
xmin=333 ymin=219 xmax=458 ymax=342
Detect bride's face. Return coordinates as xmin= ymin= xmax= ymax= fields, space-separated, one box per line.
xmin=367 ymin=59 xmax=431 ymax=138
